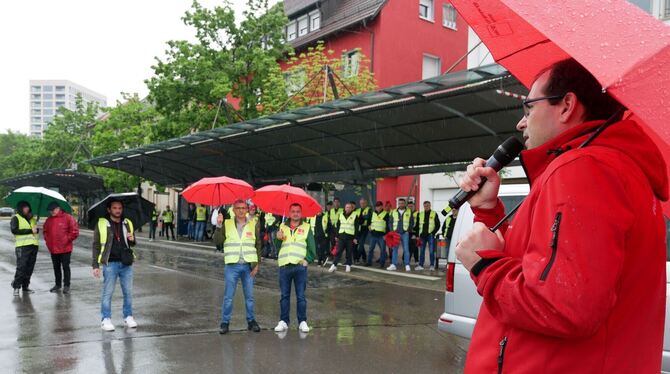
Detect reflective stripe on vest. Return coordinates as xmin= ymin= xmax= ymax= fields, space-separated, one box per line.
xmin=278 ymin=222 xmax=310 ymax=266
xmin=162 ymin=210 xmax=174 ymax=223
xmin=223 ymin=218 xmax=258 ymax=264
xmin=329 ymin=208 xmax=343 ymax=226
xmin=391 ymin=209 xmax=411 ymax=231
xmin=370 ymin=211 xmax=388 ymax=233
xmin=97 ymin=217 xmax=134 ymax=264
xmin=196 ymin=207 xmax=207 ymax=221
xmin=418 ymin=210 xmax=437 ymax=234
xmin=14 ymin=215 xmax=38 ymax=247
xmin=265 ymin=213 xmax=276 ymax=227
xmin=338 ymin=211 xmax=358 ymax=235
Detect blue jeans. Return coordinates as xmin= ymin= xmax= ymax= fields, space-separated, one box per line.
xmin=418 ymin=235 xmax=436 ymax=267
xmin=187 ymin=221 xmax=195 ymax=239
xmin=149 ymin=221 xmax=157 ymax=239
xmin=279 ymin=265 xmax=307 ymax=324
xmin=391 ymin=232 xmax=410 ymax=266
xmin=101 ymin=262 xmax=133 ymax=320
xmin=221 ymin=264 xmax=255 ymax=324
xmin=367 ymin=235 xmax=386 ymax=266
xmin=195 ymin=221 xmax=206 ymax=241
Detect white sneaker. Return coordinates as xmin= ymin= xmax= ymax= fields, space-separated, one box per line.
xmin=405 ymin=265 xmax=411 ymax=272
xmin=274 ymin=320 xmax=288 ymax=332
xmin=345 ymin=265 xmax=351 ymax=273
xmin=415 ymin=265 xmax=424 ymax=271
xmin=386 ymin=264 xmax=397 ymax=271
xmin=101 ymin=318 xmax=115 ymax=331
xmin=328 ymin=264 xmax=337 ymax=273
xmin=429 ymin=266 xmax=435 ymax=271
xmin=124 ymin=316 xmax=138 ymax=328
xmin=299 ymin=321 xmax=310 ymax=333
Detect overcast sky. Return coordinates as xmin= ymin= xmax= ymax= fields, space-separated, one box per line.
xmin=0 ymin=0 xmax=280 ymax=134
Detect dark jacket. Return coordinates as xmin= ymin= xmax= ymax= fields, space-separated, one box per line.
xmin=43 ymin=211 xmax=79 ymax=254
xmin=313 ymin=212 xmax=331 ymax=239
xmin=414 ymin=210 xmax=441 ymax=237
xmin=92 ymin=216 xmax=136 ymax=269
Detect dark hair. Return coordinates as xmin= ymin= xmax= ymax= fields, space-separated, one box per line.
xmin=375 ymin=201 xmax=383 ymax=207
xmin=106 ymin=198 xmax=123 ymax=209
xmin=423 ymin=201 xmax=430 ymax=205
xmin=333 ymin=197 xmax=340 ymax=201
xmin=398 ymin=198 xmax=406 ymax=203
xmin=290 ymin=203 xmax=302 ymax=209
xmin=348 ymin=201 xmax=356 ymax=206
xmin=326 ymin=201 xmax=333 ymax=205
xmin=540 ymin=58 xmax=624 ymax=122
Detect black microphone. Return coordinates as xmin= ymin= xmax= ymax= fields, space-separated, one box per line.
xmin=448 ymin=137 xmax=524 ymax=209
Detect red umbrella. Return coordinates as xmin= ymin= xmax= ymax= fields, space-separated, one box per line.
xmin=181 ymin=176 xmax=254 ymax=206
xmin=252 ymin=184 xmax=322 ymax=217
xmin=450 ymin=0 xmax=670 ymax=212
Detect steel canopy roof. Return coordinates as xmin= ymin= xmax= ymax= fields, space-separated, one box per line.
xmin=0 ymin=169 xmax=105 ymax=194
xmin=87 ymin=64 xmax=527 ymax=186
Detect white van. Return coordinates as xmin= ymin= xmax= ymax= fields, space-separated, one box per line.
xmin=437 ymin=184 xmax=670 ymax=372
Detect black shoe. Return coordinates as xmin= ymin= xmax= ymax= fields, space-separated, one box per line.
xmin=364 ymin=263 xmax=371 ymax=267
xmin=22 ymin=288 xmax=35 ymax=294
xmin=247 ymin=320 xmax=261 ymax=332
xmin=50 ymin=285 xmax=61 ymax=293
xmin=219 ymin=323 xmax=229 ymax=334
xmin=13 ymin=288 xmax=19 ymax=297
xmin=63 ymin=286 xmax=70 ymax=294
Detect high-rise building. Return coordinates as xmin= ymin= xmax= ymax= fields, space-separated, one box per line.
xmin=28 ymin=80 xmax=107 ymax=137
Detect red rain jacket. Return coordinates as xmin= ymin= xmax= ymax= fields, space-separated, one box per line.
xmin=465 ymin=120 xmax=668 ymax=373
xmin=43 ymin=211 xmax=79 ymax=254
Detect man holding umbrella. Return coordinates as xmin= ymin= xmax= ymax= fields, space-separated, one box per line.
xmin=92 ymin=199 xmax=138 ymax=332
xmin=273 ymin=203 xmax=316 ymax=334
xmin=10 ymin=201 xmax=38 ymax=296
xmin=213 ymin=199 xmax=262 ymax=335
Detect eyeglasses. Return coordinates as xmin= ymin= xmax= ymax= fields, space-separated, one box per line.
xmin=522 ymin=94 xmax=565 ymax=117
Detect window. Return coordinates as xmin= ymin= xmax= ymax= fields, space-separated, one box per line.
xmin=31 ymin=116 xmax=41 ymax=123
xmin=419 ymin=0 xmax=434 ymax=21
xmin=298 ymin=15 xmax=309 ymax=37
xmin=31 ymin=86 xmax=41 ymax=93
xmin=283 ymin=68 xmax=306 ymax=96
xmin=56 ymin=94 xmax=65 ymax=100
xmin=55 ymin=101 xmax=65 ymax=107
xmin=43 ymin=108 xmax=54 ymax=115
xmin=286 ymin=21 xmax=297 ymax=41
xmin=343 ymin=50 xmax=360 ymax=78
xmin=43 ymin=93 xmax=53 ymax=100
xmin=664 ymin=0 xmax=670 ymax=19
xmin=55 ymin=86 xmax=65 ymax=92
xmin=30 ymin=101 xmax=41 ymax=108
xmin=443 ymin=4 xmax=457 ymax=29
xmin=422 ymin=54 xmax=441 ymax=79
xmin=31 ymin=94 xmax=41 ymax=100
xmin=43 ymin=101 xmax=53 ymax=107
xmin=310 ymin=10 xmax=321 ymax=30
xmin=31 ymin=109 xmax=41 ymax=115
xmin=43 ymin=85 xmax=53 ymax=92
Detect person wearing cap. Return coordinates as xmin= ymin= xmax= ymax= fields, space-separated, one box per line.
xmin=43 ymin=202 xmax=79 ymax=293
xmin=10 ymin=201 xmax=39 ymax=296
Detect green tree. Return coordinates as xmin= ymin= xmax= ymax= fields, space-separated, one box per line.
xmin=146 ymin=0 xmax=291 ymax=134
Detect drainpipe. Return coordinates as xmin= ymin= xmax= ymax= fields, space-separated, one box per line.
xmin=362 ymin=19 xmax=375 ymax=73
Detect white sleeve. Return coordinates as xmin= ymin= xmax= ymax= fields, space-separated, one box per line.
xmin=210 ymin=208 xmax=219 ymax=226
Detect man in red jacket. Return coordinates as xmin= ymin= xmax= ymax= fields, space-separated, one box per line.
xmin=43 ymin=202 xmax=79 ymax=294
xmin=456 ymin=58 xmax=667 ymax=373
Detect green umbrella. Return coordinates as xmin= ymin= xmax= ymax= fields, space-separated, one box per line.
xmin=5 ymin=186 xmax=72 ymax=218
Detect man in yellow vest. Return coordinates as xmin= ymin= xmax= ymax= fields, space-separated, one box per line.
xmin=328 ymin=201 xmax=359 ymax=273
xmin=388 ymin=198 xmax=414 ymax=272
xmin=308 ymin=204 xmax=331 ymax=266
xmin=354 ymin=198 xmax=372 ymax=264
xmin=414 ymin=201 xmax=441 ymax=271
xmin=92 ymin=199 xmax=138 ymax=331
xmin=366 ymin=201 xmax=390 ymax=268
xmin=213 ymin=199 xmax=262 ymax=334
xmin=262 ymin=211 xmax=281 ymax=258
xmin=11 ymin=201 xmax=39 ymax=296
xmin=274 ymin=203 xmax=316 ymax=334
xmin=149 ymin=207 xmax=158 ymax=242
xmin=407 ymin=201 xmax=419 ymax=265
xmin=195 ymin=204 xmax=208 ymax=242
xmin=328 ymin=197 xmax=343 ymax=249
xmin=162 ymin=205 xmax=175 ymax=240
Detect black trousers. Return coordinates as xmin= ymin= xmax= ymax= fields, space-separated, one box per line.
xmin=315 ymin=236 xmax=329 ymax=264
xmin=12 ymin=245 xmax=38 ymax=290
xmin=164 ymin=223 xmax=175 ymax=239
xmin=410 ymin=236 xmax=419 ymax=263
xmin=51 ymin=253 xmax=71 ymax=287
xmin=333 ymin=235 xmax=354 ymax=266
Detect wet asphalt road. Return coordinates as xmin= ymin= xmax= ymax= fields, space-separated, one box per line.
xmin=0 ymin=220 xmax=468 ymax=373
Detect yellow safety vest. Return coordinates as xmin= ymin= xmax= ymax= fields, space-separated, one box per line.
xmin=14 ymin=215 xmax=38 ymax=247
xmin=223 ymin=218 xmax=258 ymax=264
xmin=309 ymin=214 xmax=329 ymax=237
xmin=370 ymin=211 xmax=388 ymax=233
xmin=97 ymin=217 xmax=134 ymax=264
xmin=329 ymin=207 xmax=343 ymax=226
xmin=196 ymin=206 xmax=207 ymax=221
xmin=151 ymin=210 xmax=158 ymax=221
xmin=278 ymin=222 xmax=310 ymax=266
xmin=418 ymin=210 xmax=437 ymax=234
xmin=338 ymin=211 xmax=358 ymax=235
xmin=391 ymin=209 xmax=412 ymax=231
xmin=265 ymin=212 xmax=276 ymax=228
xmin=162 ymin=210 xmax=174 ymax=223
xmin=356 ymin=207 xmax=371 ymax=227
